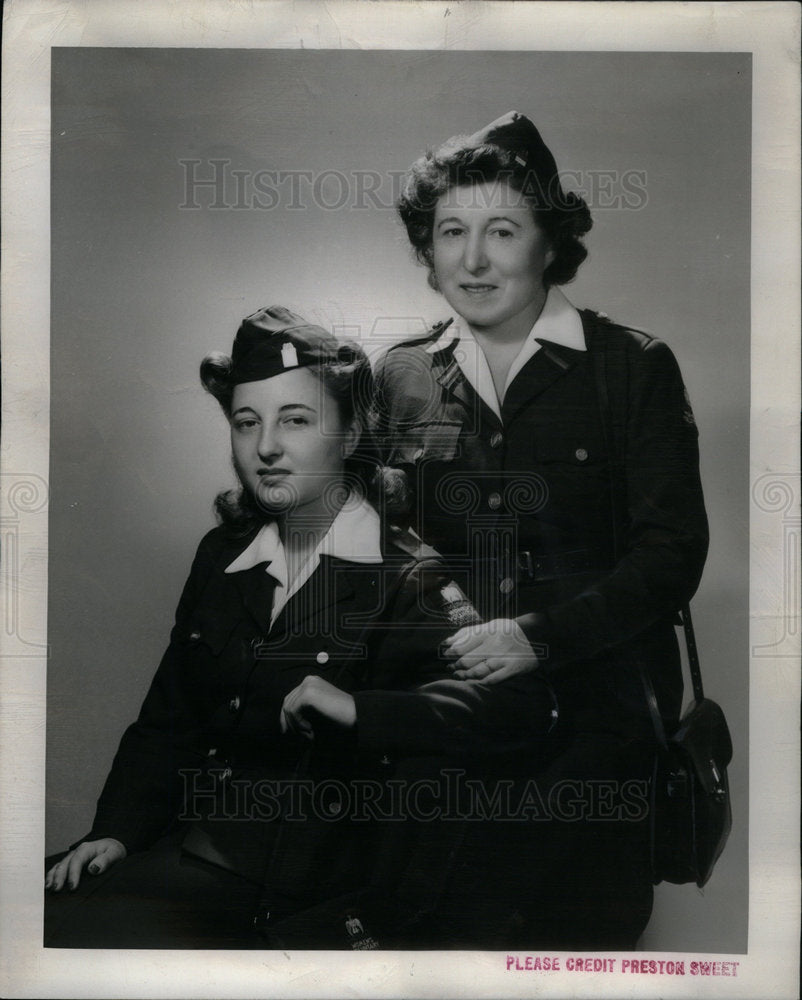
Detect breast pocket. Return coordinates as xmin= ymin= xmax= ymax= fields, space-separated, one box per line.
xmin=173 ymin=616 xmax=241 ymax=659
xmin=532 ymin=427 xmax=611 ymax=522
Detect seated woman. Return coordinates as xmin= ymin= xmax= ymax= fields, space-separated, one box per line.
xmin=44 ymin=305 xmax=556 ymax=949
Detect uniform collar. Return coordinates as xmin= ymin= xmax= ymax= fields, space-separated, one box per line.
xmin=526 ymin=285 xmax=586 ymax=352
xmin=426 ymin=287 xmax=585 ymax=356
xmin=223 ymin=494 xmax=383 ymax=579
xmin=433 ymin=287 xmax=585 ymax=419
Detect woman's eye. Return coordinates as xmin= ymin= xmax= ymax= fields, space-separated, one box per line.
xmin=234 ymin=419 xmax=258 ymax=431
xmin=282 ymin=416 xmax=309 ymax=427
xmin=439 ymin=227 xmax=465 ymax=238
xmin=490 ymin=228 xmax=514 ymax=239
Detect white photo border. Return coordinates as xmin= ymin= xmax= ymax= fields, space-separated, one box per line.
xmin=1 ymin=1 xmax=799 ymax=997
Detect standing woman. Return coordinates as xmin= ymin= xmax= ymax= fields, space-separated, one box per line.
xmin=374 ymin=112 xmax=709 ymax=947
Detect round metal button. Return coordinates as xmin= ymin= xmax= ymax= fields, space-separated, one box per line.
xmin=489 ymin=431 xmax=503 ymax=449
xmin=412 ymin=447 xmax=424 ymax=461
xmin=221 ymin=767 xmax=232 ymax=780
xmin=488 ymin=491 xmax=502 ymax=510
xmin=316 ymin=650 xmax=329 ymax=665
xmin=575 ymin=448 xmax=588 ymax=462
xmin=228 ymin=696 xmax=241 ymax=712
xmin=189 ymin=630 xmax=201 ymax=641
xmin=499 ymin=577 xmax=515 ymax=595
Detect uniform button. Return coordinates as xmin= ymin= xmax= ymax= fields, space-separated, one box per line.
xmin=412 ymin=447 xmax=424 ymax=461
xmin=221 ymin=767 xmax=232 ymax=780
xmin=489 ymin=431 xmax=503 ymax=449
xmin=499 ymin=577 xmax=515 ymax=595
xmin=228 ymin=696 xmax=241 ymax=712
xmin=316 ymin=650 xmax=329 ymax=665
xmin=575 ymin=448 xmax=588 ymax=462
xmin=189 ymin=630 xmax=201 ymax=641
xmin=488 ymin=491 xmax=502 ymax=510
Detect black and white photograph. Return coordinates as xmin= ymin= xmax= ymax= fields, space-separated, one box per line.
xmin=1 ymin=2 xmax=799 ymax=998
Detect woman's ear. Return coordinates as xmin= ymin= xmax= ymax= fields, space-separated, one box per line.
xmin=545 ymin=245 xmax=556 ymax=268
xmin=341 ymin=419 xmax=361 ymax=459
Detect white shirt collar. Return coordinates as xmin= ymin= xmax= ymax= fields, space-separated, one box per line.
xmin=223 ymin=494 xmax=382 ymax=627
xmin=434 ymin=286 xmax=585 ymax=419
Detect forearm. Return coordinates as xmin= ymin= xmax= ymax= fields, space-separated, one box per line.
xmin=353 ymin=674 xmax=556 ymax=760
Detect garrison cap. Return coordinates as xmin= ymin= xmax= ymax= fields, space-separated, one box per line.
xmin=230 ymin=305 xmax=339 ymax=384
xmin=463 ymin=110 xmax=566 ymax=205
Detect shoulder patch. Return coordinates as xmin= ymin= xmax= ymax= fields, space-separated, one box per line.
xmin=438 ymin=580 xmax=483 ymax=629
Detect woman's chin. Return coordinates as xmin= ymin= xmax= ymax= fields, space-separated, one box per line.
xmin=254 ymin=481 xmax=298 ymax=513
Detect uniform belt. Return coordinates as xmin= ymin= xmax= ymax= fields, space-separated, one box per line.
xmin=516 ymin=549 xmax=598 ymax=583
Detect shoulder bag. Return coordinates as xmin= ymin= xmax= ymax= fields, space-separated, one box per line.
xmin=586 ymin=312 xmax=733 ymax=888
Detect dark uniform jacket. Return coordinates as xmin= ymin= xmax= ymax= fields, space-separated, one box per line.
xmin=373 ymin=308 xmax=709 ymax=738
xmin=84 ymin=518 xmax=555 ymax=920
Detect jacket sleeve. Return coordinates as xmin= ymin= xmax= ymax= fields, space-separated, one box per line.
xmin=353 ymin=676 xmax=557 ymax=760
xmin=80 ymin=531 xmax=222 ymax=853
xmin=516 ymin=336 xmax=709 ymax=669
xmin=349 ymin=556 xmax=558 ymax=761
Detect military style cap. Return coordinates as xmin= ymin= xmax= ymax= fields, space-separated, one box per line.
xmin=230 ymin=305 xmax=339 ymax=384
xmin=460 ymin=110 xmax=566 ymax=206
xmin=467 ymin=110 xmax=558 ymax=177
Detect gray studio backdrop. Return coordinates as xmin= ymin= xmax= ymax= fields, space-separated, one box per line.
xmin=48 ymin=48 xmax=750 ymax=952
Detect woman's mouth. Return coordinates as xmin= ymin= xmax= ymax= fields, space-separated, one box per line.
xmin=460 ymin=283 xmax=497 ymax=296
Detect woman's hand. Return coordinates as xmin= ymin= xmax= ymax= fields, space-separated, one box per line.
xmin=443 ymin=619 xmax=539 ymax=684
xmin=45 ymin=838 xmax=127 ymax=892
xmin=280 ymin=676 xmax=357 ymax=739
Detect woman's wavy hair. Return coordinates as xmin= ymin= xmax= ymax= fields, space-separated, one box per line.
xmin=200 ymin=337 xmax=396 ymax=535
xmin=397 ymin=138 xmax=593 ymax=290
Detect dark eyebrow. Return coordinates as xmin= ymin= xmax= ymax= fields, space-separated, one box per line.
xmin=231 ymin=403 xmax=318 ymax=418
xmin=279 ymin=403 xmax=317 ymax=414
xmin=487 ymin=216 xmax=522 ymax=227
xmin=435 ymin=215 xmax=522 ymax=229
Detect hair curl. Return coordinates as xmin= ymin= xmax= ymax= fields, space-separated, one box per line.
xmin=397 ymin=140 xmax=593 ymax=290
xmin=200 ymin=339 xmax=387 ymax=535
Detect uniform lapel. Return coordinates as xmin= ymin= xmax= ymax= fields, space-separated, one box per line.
xmin=501 ymin=339 xmax=584 ymax=424
xmin=268 ymin=556 xmax=358 ymax=640
xmin=230 ymin=562 xmax=280 ymax=637
xmin=433 ymin=349 xmax=502 ymax=430
xmin=189 ymin=530 xmax=277 ymax=649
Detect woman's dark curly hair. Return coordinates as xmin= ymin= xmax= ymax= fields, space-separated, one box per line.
xmin=397 ymin=137 xmax=593 ymax=290
xmin=199 ymin=339 xmax=392 ymax=535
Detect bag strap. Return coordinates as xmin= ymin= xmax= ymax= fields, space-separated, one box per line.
xmin=679 ymin=603 xmax=704 ymax=703
xmin=584 ymin=312 xmax=705 ymax=731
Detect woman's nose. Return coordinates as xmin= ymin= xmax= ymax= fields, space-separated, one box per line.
xmin=257 ymin=424 xmax=282 ymax=460
xmin=462 ymin=234 xmax=489 ymax=274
